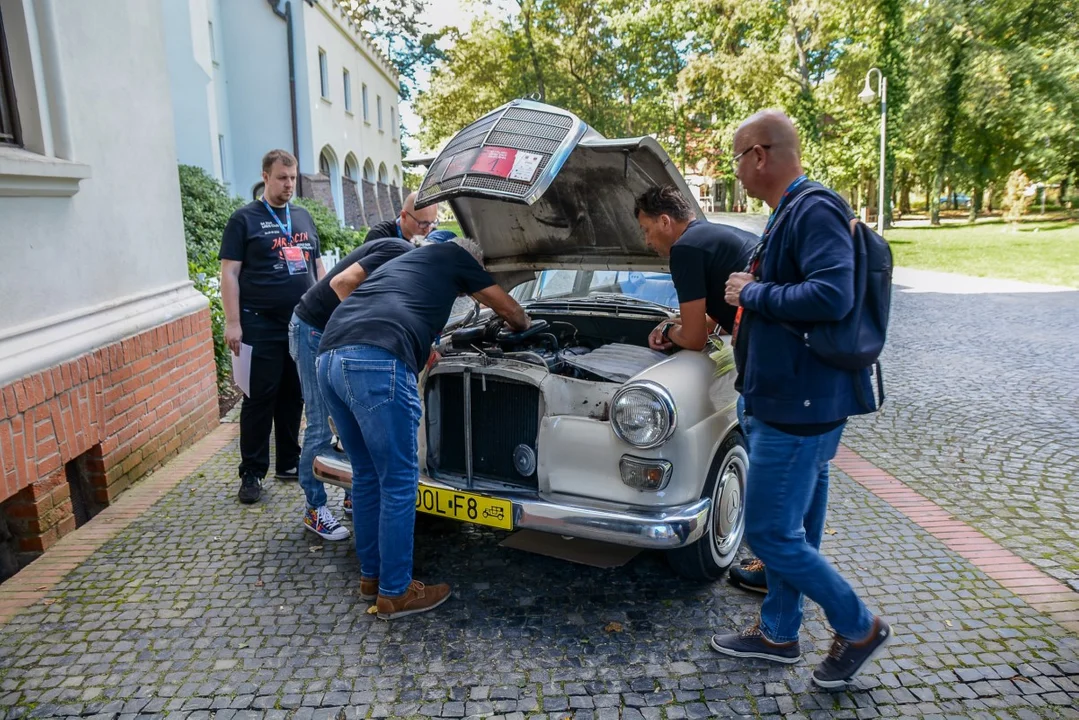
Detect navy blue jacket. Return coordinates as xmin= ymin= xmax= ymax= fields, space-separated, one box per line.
xmin=738 ymin=184 xmax=874 ymax=424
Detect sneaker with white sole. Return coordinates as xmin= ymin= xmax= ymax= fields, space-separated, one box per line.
xmin=342 ymin=493 xmax=352 ymax=517
xmin=303 ymin=505 xmax=350 ymax=541
xmin=710 ymin=623 xmax=801 ymax=664
xmin=812 ymin=616 xmax=893 ymax=689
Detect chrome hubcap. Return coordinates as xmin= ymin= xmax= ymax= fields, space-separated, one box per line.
xmin=712 ymin=456 xmax=746 ymax=557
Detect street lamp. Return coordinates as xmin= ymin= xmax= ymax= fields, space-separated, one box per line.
xmin=859 ymin=67 xmax=887 ymax=234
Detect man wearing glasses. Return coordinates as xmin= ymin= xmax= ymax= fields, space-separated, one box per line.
xmin=710 ymin=109 xmax=891 ymax=688
xmin=366 ymin=192 xmax=440 ymax=242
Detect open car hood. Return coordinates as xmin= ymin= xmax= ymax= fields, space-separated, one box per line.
xmin=415 ymin=100 xmax=764 ymax=287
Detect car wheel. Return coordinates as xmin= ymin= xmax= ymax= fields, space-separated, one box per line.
xmin=666 ymin=432 xmax=748 ymax=581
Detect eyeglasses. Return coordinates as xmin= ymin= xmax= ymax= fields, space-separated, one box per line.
xmin=732 ymin=144 xmax=772 ymax=170
xmin=406 ymin=210 xmax=439 ymax=230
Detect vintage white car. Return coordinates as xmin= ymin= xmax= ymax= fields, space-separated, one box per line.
xmin=314 ymin=100 xmax=765 ymax=580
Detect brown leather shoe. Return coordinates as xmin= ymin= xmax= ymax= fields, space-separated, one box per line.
xmin=359 ymin=577 xmax=378 ymax=601
xmin=376 ymin=580 xmax=451 ymax=619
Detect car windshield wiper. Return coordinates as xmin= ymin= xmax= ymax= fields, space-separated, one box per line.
xmin=585 ymin=293 xmax=675 ymax=312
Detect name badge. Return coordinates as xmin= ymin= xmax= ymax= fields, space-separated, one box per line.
xmin=282 ymin=246 xmax=308 ymax=275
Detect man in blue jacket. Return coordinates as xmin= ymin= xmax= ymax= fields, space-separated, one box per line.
xmin=709 ymin=110 xmax=893 ymax=688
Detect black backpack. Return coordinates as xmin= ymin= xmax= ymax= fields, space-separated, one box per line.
xmin=772 ymin=187 xmax=893 ymax=409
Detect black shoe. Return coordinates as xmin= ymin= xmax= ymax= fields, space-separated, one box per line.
xmin=729 ymin=557 xmax=768 ymax=594
xmin=274 ymin=467 xmax=298 ymax=481
xmin=710 ymin=623 xmax=801 ymax=664
xmin=238 ymin=474 xmax=263 ymax=504
xmin=812 ymin=617 xmax=893 ymax=689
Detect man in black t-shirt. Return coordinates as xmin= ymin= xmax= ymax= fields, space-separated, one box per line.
xmin=364 ymin=192 xmax=440 ymax=242
xmin=316 ymin=238 xmax=529 ymax=619
xmin=219 ymin=149 xmax=324 ymax=505
xmin=288 ymin=236 xmax=416 ymax=539
xmin=634 ymin=185 xmax=755 ymax=351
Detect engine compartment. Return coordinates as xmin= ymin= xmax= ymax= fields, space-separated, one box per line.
xmin=439 ymin=310 xmax=670 ymax=383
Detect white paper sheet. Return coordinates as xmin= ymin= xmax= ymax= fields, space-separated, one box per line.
xmin=231 ymin=343 xmax=253 ymax=397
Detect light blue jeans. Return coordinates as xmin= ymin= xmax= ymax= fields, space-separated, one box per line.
xmin=317 ymin=344 xmax=422 ymax=597
xmin=740 ymin=403 xmax=874 ymax=643
xmin=288 ymin=313 xmax=351 ymax=509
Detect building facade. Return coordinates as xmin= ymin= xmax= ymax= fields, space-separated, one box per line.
xmin=0 ymin=0 xmax=219 ymax=579
xmin=163 ymin=0 xmax=405 ymax=229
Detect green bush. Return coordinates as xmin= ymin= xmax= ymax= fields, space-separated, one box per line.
xmin=179 ymin=165 xmax=243 ymax=393
xmin=292 ymin=196 xmax=365 ymax=255
xmin=178 ymin=164 xmax=369 ymax=394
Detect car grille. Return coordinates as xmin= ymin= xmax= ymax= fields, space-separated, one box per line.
xmin=430 ymin=373 xmax=540 ymax=489
xmin=417 ymin=102 xmax=579 ymax=205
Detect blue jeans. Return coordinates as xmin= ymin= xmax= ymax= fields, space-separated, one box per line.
xmin=288 ymin=313 xmax=341 ymax=509
xmin=317 ymin=344 xmax=421 ymax=597
xmin=741 ymin=410 xmax=874 ymax=643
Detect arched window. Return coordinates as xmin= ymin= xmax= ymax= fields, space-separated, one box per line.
xmin=318 ymin=145 xmax=344 ymax=222
xmin=344 ymin=153 xmax=359 ymax=182
xmin=363 ymin=158 xmax=376 ymax=183
xmin=377 ymin=162 xmax=389 ymax=184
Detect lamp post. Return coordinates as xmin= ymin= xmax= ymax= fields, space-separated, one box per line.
xmin=859 ymin=67 xmax=887 ymax=234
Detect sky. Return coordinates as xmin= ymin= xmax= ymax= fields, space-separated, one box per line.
xmin=398 ymin=0 xmax=518 ymax=153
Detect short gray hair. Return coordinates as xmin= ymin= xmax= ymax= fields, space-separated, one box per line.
xmin=452 ymin=236 xmax=484 ymax=264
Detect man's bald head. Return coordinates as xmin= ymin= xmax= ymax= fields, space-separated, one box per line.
xmin=733 ymin=109 xmax=805 ymax=207
xmin=399 ymin=191 xmax=439 ymax=237
xmin=735 ymin=109 xmax=802 ymax=163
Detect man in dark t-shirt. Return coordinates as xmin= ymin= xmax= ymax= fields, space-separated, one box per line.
xmin=287 ymin=236 xmax=415 ymax=539
xmin=633 ymin=185 xmax=755 ymax=351
xmin=219 ymin=149 xmax=324 ymax=505
xmin=316 ymin=238 xmax=530 ymax=619
xmin=364 ymin=192 xmax=440 ymax=242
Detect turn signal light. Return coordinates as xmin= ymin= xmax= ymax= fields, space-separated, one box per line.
xmin=619 ymin=456 xmax=673 ymax=491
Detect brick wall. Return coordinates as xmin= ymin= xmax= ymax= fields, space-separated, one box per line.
xmin=0 ymin=308 xmax=219 ymax=573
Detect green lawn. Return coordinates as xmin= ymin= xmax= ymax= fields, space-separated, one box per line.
xmin=438 ymin=220 xmax=463 ymax=237
xmin=886 ymin=219 xmax=1079 ymax=288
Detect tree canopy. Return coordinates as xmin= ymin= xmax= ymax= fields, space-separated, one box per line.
xmin=411 ymin=0 xmax=1079 ymax=224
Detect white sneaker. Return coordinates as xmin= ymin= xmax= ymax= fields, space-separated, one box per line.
xmin=303 ymin=505 xmax=351 ymax=541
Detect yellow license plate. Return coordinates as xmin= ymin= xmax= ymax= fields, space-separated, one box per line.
xmin=415 ymin=484 xmax=513 ymax=530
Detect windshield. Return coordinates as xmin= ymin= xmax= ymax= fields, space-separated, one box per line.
xmin=512 ymin=270 xmax=679 ymax=309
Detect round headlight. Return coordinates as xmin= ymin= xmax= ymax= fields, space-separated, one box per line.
xmin=610 ymin=381 xmax=677 ymax=448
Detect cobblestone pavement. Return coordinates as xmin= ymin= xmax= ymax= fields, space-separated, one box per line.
xmin=1 ymin=435 xmax=1078 ymax=719
xmin=842 ymin=288 xmax=1079 ymax=591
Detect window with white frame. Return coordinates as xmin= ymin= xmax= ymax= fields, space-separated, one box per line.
xmin=218 ymin=134 xmax=227 ymax=183
xmin=318 ymin=49 xmax=329 ymax=99
xmin=343 ymin=69 xmax=352 ymax=112
xmin=0 ymin=5 xmax=18 ymax=146
xmin=377 ymin=95 xmax=383 ymax=130
xmin=390 ymin=107 xmax=395 ymax=138
xmin=362 ymin=84 xmax=369 ymax=122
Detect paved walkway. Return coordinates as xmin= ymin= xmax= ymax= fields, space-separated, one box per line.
xmin=1 ymin=273 xmax=1078 ymax=719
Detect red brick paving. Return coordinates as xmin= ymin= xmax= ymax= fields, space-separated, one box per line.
xmin=834 ymin=445 xmax=1079 ymax=636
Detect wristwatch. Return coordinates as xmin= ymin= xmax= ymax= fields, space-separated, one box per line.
xmin=661 ymin=322 xmax=675 ymax=342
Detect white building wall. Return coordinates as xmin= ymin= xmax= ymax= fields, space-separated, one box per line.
xmin=301 ymin=0 xmax=402 ymax=217
xmin=214 ymin=0 xmax=294 ymax=199
xmin=161 ymin=0 xmax=218 ymax=178
xmin=0 ymin=0 xmax=204 ymax=385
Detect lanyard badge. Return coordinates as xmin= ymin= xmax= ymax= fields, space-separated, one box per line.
xmin=260 ymin=196 xmax=292 ymax=242
xmin=261 ymin=197 xmax=308 ymax=275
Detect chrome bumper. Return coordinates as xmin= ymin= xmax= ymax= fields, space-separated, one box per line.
xmin=314 ymin=453 xmax=711 ymax=550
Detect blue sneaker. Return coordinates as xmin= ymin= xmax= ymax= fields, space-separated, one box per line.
xmin=812 ymin=617 xmax=893 ymax=688
xmin=710 ymin=623 xmax=801 ymax=664
xmin=728 ymin=557 xmax=767 ymax=594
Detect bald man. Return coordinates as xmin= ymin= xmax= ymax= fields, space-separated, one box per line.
xmin=366 ymin=192 xmax=440 ymax=242
xmin=710 ymin=110 xmax=892 ymax=688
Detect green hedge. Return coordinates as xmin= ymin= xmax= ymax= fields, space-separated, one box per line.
xmin=178 ymin=164 xmax=367 ymax=394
